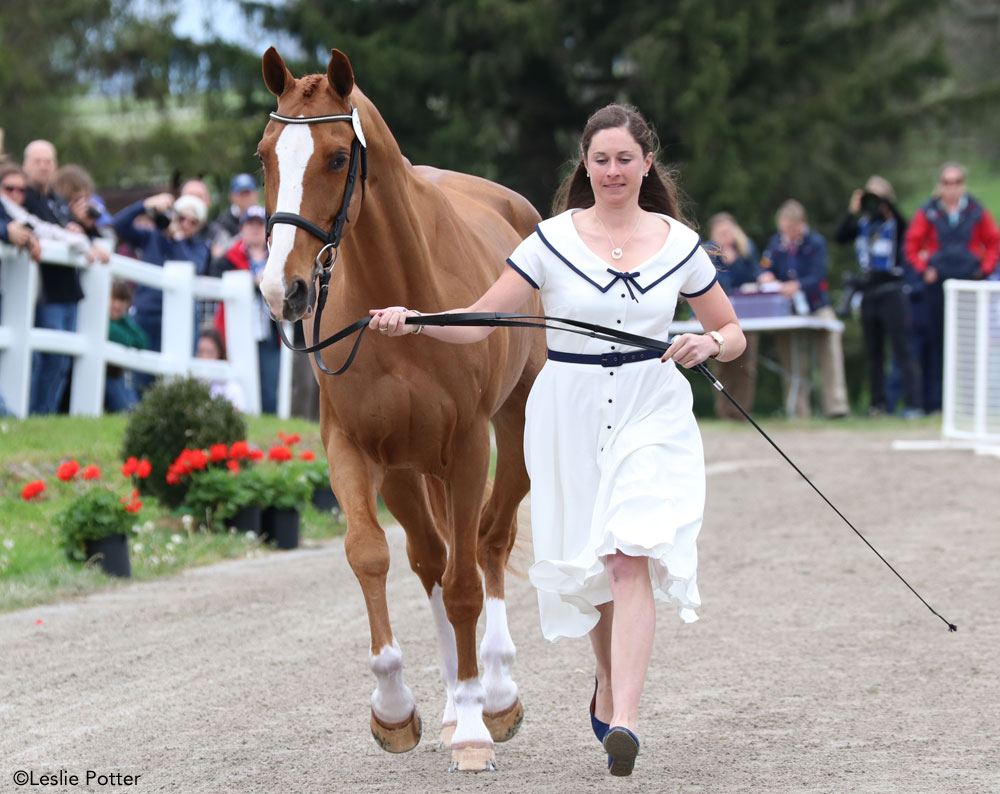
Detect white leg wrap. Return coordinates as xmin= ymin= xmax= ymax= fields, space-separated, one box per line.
xmin=479 ymin=597 xmax=517 ymax=714
xmin=369 ymin=639 xmax=415 ymax=725
xmin=450 ymin=678 xmax=493 ymax=747
xmin=429 ymin=585 xmax=458 ymax=725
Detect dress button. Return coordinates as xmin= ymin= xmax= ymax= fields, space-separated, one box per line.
xmin=608 ymin=399 xmax=613 ymax=403
xmin=616 ymin=319 xmax=622 ymax=324
xmin=606 ymin=425 xmax=611 ymax=429
xmin=609 ymin=372 xmax=614 ymax=376
xmin=610 ymin=345 xmax=616 ymax=350
xmin=620 ymin=293 xmax=625 ymax=298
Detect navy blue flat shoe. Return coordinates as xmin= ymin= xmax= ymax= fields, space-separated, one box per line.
xmin=590 ymin=677 xmax=609 ymax=743
xmin=603 ymin=725 xmax=640 ymax=777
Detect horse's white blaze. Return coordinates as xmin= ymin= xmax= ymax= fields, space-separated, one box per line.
xmin=259 ymin=122 xmax=314 ymax=316
xmin=479 ymin=597 xmax=517 ymax=714
xmin=429 ymin=584 xmax=458 ymax=724
xmin=450 ymin=679 xmax=493 ymax=747
xmin=369 ymin=639 xmax=415 ymax=725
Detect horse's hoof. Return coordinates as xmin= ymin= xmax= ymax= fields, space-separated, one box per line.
xmin=484 ymin=697 xmax=523 ymax=743
xmin=448 ymin=743 xmax=497 ymax=772
xmin=370 ymin=707 xmax=422 ymax=753
xmin=436 ymin=721 xmax=457 ymax=750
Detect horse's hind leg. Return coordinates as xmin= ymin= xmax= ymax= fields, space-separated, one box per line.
xmin=329 ymin=433 xmax=421 ymax=753
xmin=477 ymin=395 xmax=532 ymax=744
xmin=380 ymin=469 xmax=458 ymax=750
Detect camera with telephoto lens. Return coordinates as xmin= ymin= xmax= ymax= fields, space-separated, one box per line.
xmin=860 ymin=191 xmax=884 ymax=216
xmin=146 ymin=208 xmax=173 ymax=230
xmin=86 ymin=204 xmax=102 ymax=220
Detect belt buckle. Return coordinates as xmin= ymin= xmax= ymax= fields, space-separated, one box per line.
xmin=600 ymin=352 xmax=623 ymax=367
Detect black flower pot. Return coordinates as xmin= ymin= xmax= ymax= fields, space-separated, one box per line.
xmin=311 ymin=486 xmax=339 ymax=512
xmin=230 ymin=504 xmax=263 ymax=535
xmin=261 ymin=507 xmax=300 ymax=549
xmin=84 ymin=533 xmax=132 ymax=578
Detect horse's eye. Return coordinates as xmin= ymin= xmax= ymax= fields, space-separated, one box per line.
xmin=329 ymin=152 xmax=349 ymax=171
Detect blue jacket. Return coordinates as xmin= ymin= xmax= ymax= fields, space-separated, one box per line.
xmin=111 ymin=200 xmax=210 ymax=319
xmin=761 ymin=229 xmax=830 ymax=312
xmin=715 ymin=240 xmax=761 ymax=294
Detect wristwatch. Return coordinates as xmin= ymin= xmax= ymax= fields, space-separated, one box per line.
xmin=707 ymin=330 xmax=725 ymax=359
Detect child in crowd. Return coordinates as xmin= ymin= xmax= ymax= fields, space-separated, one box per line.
xmin=105 ymin=280 xmax=148 ymax=412
xmin=195 ymin=328 xmax=246 ymax=411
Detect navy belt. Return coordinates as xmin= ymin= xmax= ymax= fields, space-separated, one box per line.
xmin=546 ymin=348 xmax=661 ymax=367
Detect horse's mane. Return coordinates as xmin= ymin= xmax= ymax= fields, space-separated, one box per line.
xmin=299 ymin=74 xmax=325 ymax=99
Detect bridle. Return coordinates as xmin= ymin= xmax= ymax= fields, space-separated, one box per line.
xmin=265 ymin=105 xmax=369 ymax=374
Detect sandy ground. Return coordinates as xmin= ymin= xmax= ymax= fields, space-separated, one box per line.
xmin=2 ymin=425 xmax=998 ymax=794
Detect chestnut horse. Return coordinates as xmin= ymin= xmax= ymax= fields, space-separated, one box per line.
xmin=256 ymin=47 xmax=544 ymax=771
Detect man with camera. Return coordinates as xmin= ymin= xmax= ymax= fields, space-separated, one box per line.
xmin=903 ymin=163 xmax=999 ymax=414
xmin=835 ymin=176 xmax=922 ymax=418
xmin=111 ymin=191 xmax=211 ymax=394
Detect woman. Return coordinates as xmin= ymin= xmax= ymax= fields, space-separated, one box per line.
xmin=371 ymin=104 xmax=745 ymax=776
xmin=708 ymin=212 xmax=761 ymax=419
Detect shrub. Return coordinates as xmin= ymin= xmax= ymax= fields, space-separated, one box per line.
xmin=122 ymin=378 xmax=246 ymax=508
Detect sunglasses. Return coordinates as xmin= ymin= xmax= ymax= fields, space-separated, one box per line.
xmin=177 ymin=214 xmax=201 ymax=226
xmin=1 ymin=183 xmax=26 ymax=194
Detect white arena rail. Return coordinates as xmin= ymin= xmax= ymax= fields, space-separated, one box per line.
xmin=0 ymin=241 xmax=295 ymax=420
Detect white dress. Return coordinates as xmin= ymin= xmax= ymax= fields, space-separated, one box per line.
xmin=507 ymin=209 xmax=718 ymax=641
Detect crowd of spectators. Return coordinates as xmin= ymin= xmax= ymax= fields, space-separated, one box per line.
xmin=2 ymin=142 xmax=998 ymax=421
xmin=0 ymin=138 xmax=294 ymax=417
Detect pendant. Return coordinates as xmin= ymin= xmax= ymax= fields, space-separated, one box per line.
xmin=611 ymin=248 xmax=623 ymax=260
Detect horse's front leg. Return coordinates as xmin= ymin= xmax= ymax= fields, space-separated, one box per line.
xmin=443 ymin=425 xmax=497 ymax=772
xmin=328 ymin=431 xmax=421 ymax=753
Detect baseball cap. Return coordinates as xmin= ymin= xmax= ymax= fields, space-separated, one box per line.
xmin=240 ymin=205 xmax=267 ymax=225
xmin=229 ymin=173 xmax=257 ymax=193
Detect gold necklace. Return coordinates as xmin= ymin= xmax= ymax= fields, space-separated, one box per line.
xmin=595 ymin=212 xmax=642 ymax=260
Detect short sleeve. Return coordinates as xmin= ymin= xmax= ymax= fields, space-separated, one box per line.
xmin=506 ymin=229 xmax=546 ymax=290
xmin=678 ymin=245 xmax=718 ymax=298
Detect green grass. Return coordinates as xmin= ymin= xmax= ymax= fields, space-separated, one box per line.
xmin=0 ymin=414 xmax=346 ymax=613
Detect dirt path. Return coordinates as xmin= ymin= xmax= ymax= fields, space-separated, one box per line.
xmin=2 ymin=426 xmax=997 ymax=793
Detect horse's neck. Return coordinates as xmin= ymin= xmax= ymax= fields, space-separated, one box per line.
xmin=340 ymin=162 xmax=443 ymax=302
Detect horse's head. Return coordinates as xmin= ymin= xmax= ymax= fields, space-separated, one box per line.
xmin=257 ymin=47 xmax=367 ymax=322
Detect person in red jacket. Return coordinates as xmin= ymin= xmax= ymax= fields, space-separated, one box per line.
xmin=210 ymin=206 xmax=279 ymax=413
xmin=903 ymin=162 xmax=1000 ymax=412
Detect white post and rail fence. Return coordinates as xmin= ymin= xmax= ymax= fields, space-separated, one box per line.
xmin=0 ymin=242 xmax=294 ymax=420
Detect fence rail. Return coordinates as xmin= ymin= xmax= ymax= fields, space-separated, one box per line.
xmin=0 ymin=241 xmax=294 ymax=419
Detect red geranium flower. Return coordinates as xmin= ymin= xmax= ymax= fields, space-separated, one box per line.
xmin=227 ymin=460 xmax=241 ymax=474
xmin=121 ymin=488 xmax=142 ymax=514
xmin=21 ymin=480 xmax=46 ymax=500
xmin=136 ymin=458 xmax=152 ymax=479
xmin=285 ymin=433 xmax=301 ymax=446
xmin=185 ymin=448 xmax=209 ymax=471
xmin=229 ymin=441 xmax=250 ymax=460
xmin=122 ymin=457 xmax=139 ymax=477
xmin=249 ymin=449 xmax=264 ymax=462
xmin=209 ymin=444 xmax=229 ymax=463
xmin=268 ymin=445 xmax=293 ymax=462
xmin=57 ymin=460 xmax=80 ymax=481
xmin=300 ymin=450 xmax=316 ymax=462
xmin=165 ymin=470 xmax=182 ymax=485
xmin=82 ymin=465 xmax=101 ymax=480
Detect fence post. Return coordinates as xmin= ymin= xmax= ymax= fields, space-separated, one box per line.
xmin=70 ymin=261 xmax=113 ymax=416
xmin=0 ymin=248 xmax=37 ymax=418
xmin=220 ymin=269 xmax=261 ymax=415
xmin=161 ymin=261 xmax=196 ymax=380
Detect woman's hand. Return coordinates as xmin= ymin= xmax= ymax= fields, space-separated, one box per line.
xmin=369 ymin=306 xmax=419 ymax=336
xmin=662 ymin=333 xmax=720 ymax=368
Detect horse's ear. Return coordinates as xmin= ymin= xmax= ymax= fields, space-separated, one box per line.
xmin=262 ymin=46 xmax=295 ymax=96
xmin=327 ymin=49 xmax=355 ymax=100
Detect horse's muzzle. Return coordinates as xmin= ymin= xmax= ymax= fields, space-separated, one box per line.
xmin=282 ymin=276 xmax=314 ymax=321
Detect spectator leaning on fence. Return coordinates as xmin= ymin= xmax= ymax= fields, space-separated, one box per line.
xmin=53 ymin=164 xmax=115 ymax=249
xmin=22 ymin=140 xmax=111 ymax=414
xmin=903 ymin=162 xmax=1000 ymax=414
xmin=0 ymin=164 xmax=42 ymax=263
xmin=835 ymin=176 xmax=922 ymax=418
xmin=759 ymin=199 xmax=849 ymax=419
xmin=111 ymin=192 xmax=211 ymax=393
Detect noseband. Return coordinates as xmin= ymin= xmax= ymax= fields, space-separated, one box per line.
xmin=266 ymin=105 xmax=369 ymax=375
